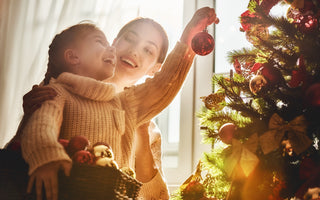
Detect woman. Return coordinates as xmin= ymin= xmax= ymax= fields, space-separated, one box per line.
xmin=13 ymin=7 xmax=219 ymax=199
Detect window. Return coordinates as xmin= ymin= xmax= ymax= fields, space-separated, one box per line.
xmin=157 ymin=0 xmax=290 ymax=193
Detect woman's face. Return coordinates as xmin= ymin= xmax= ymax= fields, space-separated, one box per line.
xmin=112 ymin=22 xmax=163 ymax=85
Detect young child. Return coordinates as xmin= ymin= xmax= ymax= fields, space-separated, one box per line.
xmin=21 ymin=22 xmax=117 ymax=200
xmin=20 ymin=7 xmax=219 ymax=200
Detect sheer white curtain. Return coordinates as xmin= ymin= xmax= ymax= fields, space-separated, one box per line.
xmin=0 ymin=0 xmax=140 ymax=147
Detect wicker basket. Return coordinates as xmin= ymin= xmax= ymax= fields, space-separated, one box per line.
xmin=0 ymin=149 xmax=142 ymax=200
xmin=58 ymin=164 xmax=142 ymax=200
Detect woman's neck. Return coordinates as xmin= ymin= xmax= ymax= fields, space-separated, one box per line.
xmin=104 ymin=75 xmax=135 ymax=93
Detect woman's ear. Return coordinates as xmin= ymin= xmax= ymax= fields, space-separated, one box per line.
xmin=146 ymin=63 xmax=162 ymax=76
xmin=64 ymin=49 xmax=80 ymax=65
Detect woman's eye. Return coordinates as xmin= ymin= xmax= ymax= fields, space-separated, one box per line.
xmin=144 ymin=48 xmax=153 ymax=55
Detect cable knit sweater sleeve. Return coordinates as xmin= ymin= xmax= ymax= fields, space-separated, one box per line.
xmin=121 ymin=42 xmax=195 ymax=128
xmin=138 ymin=122 xmax=170 ymax=199
xmin=21 ymin=84 xmax=72 ymax=175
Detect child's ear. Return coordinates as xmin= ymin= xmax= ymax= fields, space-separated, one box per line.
xmin=64 ymin=49 xmax=80 ymax=65
xmin=146 ymin=63 xmax=162 ymax=76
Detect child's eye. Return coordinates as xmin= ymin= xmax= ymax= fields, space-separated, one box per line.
xmin=97 ymin=40 xmax=109 ymax=47
xmin=124 ymin=35 xmax=134 ymax=42
xmin=97 ymin=40 xmax=104 ymax=44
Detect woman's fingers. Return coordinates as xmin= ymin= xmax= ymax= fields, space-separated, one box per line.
xmin=23 ymin=86 xmax=57 ymax=114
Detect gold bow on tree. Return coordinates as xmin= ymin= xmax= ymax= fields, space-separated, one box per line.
xmin=259 ymin=113 xmax=313 ymax=155
xmin=224 ymin=133 xmax=259 ymax=179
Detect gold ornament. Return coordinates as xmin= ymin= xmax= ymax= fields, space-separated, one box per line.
xmin=120 ymin=167 xmax=136 ymax=178
xmin=246 ymin=24 xmax=269 ymax=45
xmin=249 ymin=75 xmax=267 ymax=94
xmin=259 ymin=113 xmax=312 ymax=155
xmin=201 ymin=92 xmax=225 ymax=110
xmin=95 ymin=157 xmax=119 ymax=168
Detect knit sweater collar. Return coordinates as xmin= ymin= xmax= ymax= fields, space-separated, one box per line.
xmin=55 ymin=72 xmax=116 ymax=101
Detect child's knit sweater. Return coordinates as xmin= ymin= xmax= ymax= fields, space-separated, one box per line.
xmin=21 ymin=42 xmax=195 ymax=199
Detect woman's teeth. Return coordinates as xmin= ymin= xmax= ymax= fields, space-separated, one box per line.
xmin=121 ymin=58 xmax=136 ymax=68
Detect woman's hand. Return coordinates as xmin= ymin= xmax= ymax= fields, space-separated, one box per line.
xmin=23 ymin=85 xmax=57 ymax=116
xmin=135 ymin=121 xmax=158 ymax=182
xmin=27 ymin=160 xmax=71 ymax=200
xmin=180 ymin=7 xmax=219 ymax=47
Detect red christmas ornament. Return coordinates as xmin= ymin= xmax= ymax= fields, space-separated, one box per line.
xmin=305 ymin=83 xmax=320 ymax=107
xmin=233 ymin=59 xmax=242 ymax=74
xmin=58 ymin=139 xmax=69 ymax=149
xmin=218 ymin=123 xmax=236 ymax=144
xmin=72 ymin=150 xmax=94 ymax=165
xmin=67 ymin=135 xmax=90 ymax=157
xmin=240 ymin=10 xmax=258 ymax=31
xmin=250 ymin=63 xmax=263 ymax=73
xmin=288 ymin=55 xmax=308 ymax=88
xmin=191 ymin=30 xmax=214 ymax=56
xmin=261 ymin=66 xmax=283 ymax=85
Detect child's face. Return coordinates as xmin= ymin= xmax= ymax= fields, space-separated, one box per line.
xmin=75 ymin=30 xmax=116 ymax=81
xmin=112 ymin=22 xmax=163 ymax=84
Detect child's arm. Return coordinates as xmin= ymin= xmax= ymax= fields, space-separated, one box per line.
xmin=121 ymin=7 xmax=219 ymax=126
xmin=20 ymin=84 xmax=72 ymax=200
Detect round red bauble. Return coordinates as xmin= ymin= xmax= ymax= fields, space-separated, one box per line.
xmin=218 ymin=123 xmax=236 ymax=144
xmin=67 ymin=135 xmax=90 ymax=157
xmin=191 ymin=31 xmax=214 ymax=56
xmin=305 ymin=83 xmax=320 ymax=107
xmin=261 ymin=66 xmax=283 ymax=85
xmin=72 ymin=150 xmax=94 ymax=165
xmin=58 ymin=139 xmax=69 ymax=150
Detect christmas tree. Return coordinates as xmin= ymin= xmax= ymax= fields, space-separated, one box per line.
xmin=172 ymin=0 xmax=320 ymax=199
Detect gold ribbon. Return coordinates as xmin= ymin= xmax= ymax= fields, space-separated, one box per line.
xmin=259 ymin=113 xmax=312 ymax=155
xmin=224 ymin=134 xmax=259 ymax=178
xmin=180 ymin=161 xmax=202 ymax=190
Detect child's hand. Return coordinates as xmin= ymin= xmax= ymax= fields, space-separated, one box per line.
xmin=180 ymin=7 xmax=219 ymax=47
xmin=27 ymin=160 xmax=71 ymax=200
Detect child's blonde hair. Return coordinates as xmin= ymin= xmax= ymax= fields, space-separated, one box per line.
xmin=43 ymin=23 xmax=101 ymax=85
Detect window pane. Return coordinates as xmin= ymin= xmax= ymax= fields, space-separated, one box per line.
xmin=215 ymin=0 xmax=251 ymax=73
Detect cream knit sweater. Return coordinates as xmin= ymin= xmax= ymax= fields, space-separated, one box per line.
xmin=21 ymin=42 xmax=195 ymax=199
